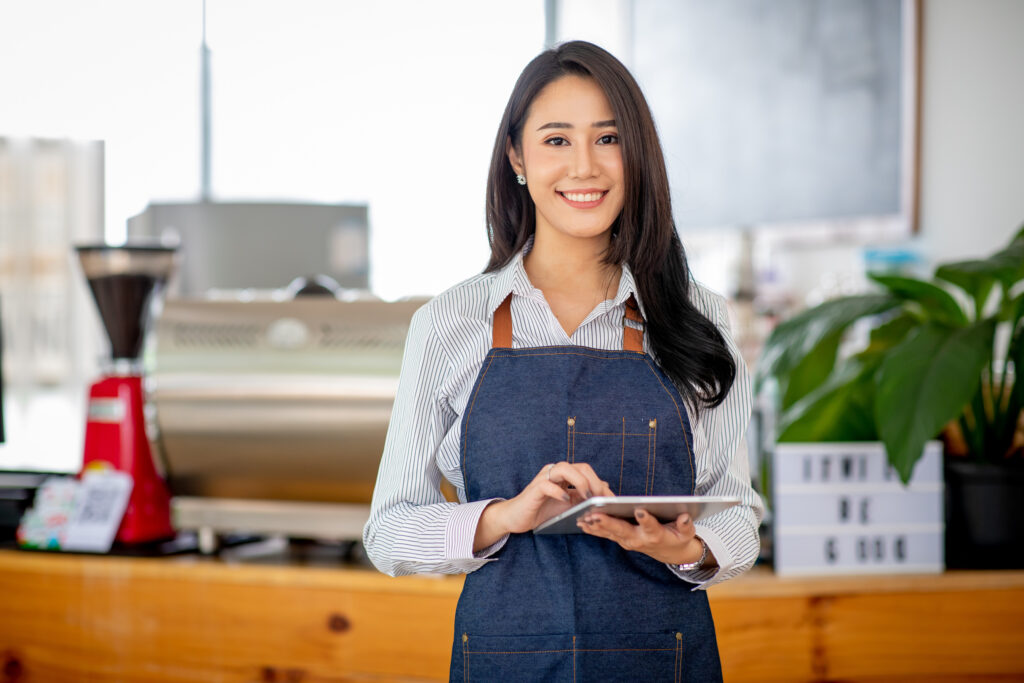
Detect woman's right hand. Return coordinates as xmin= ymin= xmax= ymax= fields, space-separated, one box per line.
xmin=473 ymin=462 xmax=613 ymax=551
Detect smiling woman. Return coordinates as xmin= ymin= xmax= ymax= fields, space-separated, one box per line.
xmin=363 ymin=41 xmax=763 ymax=681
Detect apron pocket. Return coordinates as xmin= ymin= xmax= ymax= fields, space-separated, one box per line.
xmin=459 ymin=632 xmax=573 ymax=681
xmin=575 ymin=631 xmax=684 ymax=683
xmin=568 ymin=411 xmax=659 ymax=495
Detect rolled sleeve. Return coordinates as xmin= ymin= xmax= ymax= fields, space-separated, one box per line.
xmin=364 ymin=303 xmax=500 ymax=577
xmin=446 ymin=498 xmax=510 ymax=563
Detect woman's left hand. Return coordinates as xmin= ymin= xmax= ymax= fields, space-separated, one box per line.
xmin=577 ymin=508 xmax=713 ymax=567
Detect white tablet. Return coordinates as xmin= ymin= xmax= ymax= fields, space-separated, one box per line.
xmin=532 ymin=495 xmax=741 ymax=535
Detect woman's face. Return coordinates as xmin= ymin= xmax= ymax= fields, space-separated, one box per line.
xmin=509 ymin=75 xmax=625 ymax=245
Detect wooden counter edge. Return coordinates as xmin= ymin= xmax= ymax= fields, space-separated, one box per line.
xmin=3 ymin=549 xmax=1022 ymax=599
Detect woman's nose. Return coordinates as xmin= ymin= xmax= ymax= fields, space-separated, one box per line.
xmin=569 ymin=145 xmax=595 ymax=179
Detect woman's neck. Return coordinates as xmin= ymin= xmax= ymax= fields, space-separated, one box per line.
xmin=523 ymin=230 xmax=621 ymax=302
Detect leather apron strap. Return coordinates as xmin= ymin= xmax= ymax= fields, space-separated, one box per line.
xmin=491 ymin=292 xmax=645 ymax=353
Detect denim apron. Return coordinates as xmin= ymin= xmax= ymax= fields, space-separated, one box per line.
xmin=449 ymin=294 xmax=722 ymax=682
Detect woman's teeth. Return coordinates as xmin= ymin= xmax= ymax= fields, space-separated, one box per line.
xmin=562 ymin=192 xmax=603 ymax=202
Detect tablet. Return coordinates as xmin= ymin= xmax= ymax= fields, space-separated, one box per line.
xmin=532 ymin=495 xmax=741 ymax=535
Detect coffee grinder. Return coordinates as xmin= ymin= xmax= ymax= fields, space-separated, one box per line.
xmin=76 ymin=244 xmax=177 ymax=544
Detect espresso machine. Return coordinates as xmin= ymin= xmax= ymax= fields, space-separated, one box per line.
xmin=76 ymin=244 xmax=177 ymax=545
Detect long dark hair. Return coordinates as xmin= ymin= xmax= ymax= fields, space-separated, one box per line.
xmin=484 ymin=40 xmax=736 ymax=414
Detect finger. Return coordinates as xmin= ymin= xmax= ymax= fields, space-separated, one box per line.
xmin=535 ymin=463 xmax=557 ymax=484
xmin=538 ymin=480 xmax=571 ymax=503
xmin=633 ymin=508 xmax=664 ymax=535
xmin=578 ymin=513 xmax=617 ymax=539
xmin=550 ymin=464 xmax=596 ymax=498
xmin=584 ymin=512 xmax=638 ymax=545
xmin=674 ymin=513 xmax=696 ymax=540
xmin=565 ymin=463 xmax=612 ymax=498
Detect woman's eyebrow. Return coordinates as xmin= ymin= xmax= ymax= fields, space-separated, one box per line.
xmin=536 ymin=119 xmax=617 ymax=131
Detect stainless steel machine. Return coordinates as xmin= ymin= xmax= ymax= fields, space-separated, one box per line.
xmin=145 ymin=294 xmax=425 ymax=552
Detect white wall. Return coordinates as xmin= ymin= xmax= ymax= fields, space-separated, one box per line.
xmin=919 ymin=0 xmax=1024 ymax=262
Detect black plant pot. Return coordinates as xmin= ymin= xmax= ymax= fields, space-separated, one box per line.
xmin=944 ymin=459 xmax=1024 ymax=569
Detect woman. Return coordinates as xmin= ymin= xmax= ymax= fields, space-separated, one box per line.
xmin=364 ymin=40 xmax=762 ymax=681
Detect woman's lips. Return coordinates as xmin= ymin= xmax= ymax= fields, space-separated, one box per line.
xmin=558 ymin=190 xmax=608 ymax=208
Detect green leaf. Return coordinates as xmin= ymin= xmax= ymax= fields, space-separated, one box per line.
xmin=755 ymin=294 xmax=899 ymax=395
xmin=780 ymin=331 xmax=841 ymax=410
xmin=778 ymin=358 xmax=881 ymax=442
xmin=1011 ymin=318 xmax=1024 ymax=422
xmin=863 ymin=312 xmax=917 ymax=355
xmin=937 ymin=239 xmax=1024 ymax=299
xmin=1003 ymin=291 xmax=1024 ymax=327
xmin=935 ymin=267 xmax=995 ymax=320
xmin=868 ymin=274 xmax=968 ymax=326
xmin=875 ymin=320 xmax=997 ymax=483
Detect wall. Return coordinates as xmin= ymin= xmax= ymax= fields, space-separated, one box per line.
xmin=919 ymin=0 xmax=1024 ymax=262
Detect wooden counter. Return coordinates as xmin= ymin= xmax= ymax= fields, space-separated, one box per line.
xmin=1 ymin=548 xmax=1022 ymax=682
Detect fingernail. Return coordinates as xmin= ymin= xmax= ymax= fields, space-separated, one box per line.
xmin=563 ymin=494 xmax=571 ymax=502
xmin=635 ymin=510 xmax=646 ymax=519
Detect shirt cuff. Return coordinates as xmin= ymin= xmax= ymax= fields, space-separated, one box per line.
xmin=444 ymin=498 xmax=509 ymax=562
xmin=666 ymin=525 xmax=734 ymax=591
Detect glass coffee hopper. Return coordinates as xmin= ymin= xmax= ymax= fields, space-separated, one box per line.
xmin=76 ymin=244 xmax=178 ymax=544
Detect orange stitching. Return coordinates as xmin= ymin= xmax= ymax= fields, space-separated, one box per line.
xmin=646 ymin=422 xmax=652 ymax=495
xmin=461 ymin=354 xmax=496 ymax=488
xmin=583 ymin=431 xmax=648 ymax=435
xmin=573 ymin=651 xmax=675 ymax=655
xmin=618 ymin=417 xmax=625 ymax=495
xmin=463 ymin=633 xmax=468 ymax=683
xmin=571 ymin=417 xmax=576 ymax=463
xmin=650 ymin=420 xmax=657 ymax=494
xmin=465 ymin=647 xmax=674 ymax=653
xmin=572 ymin=635 xmax=576 ymax=683
xmin=464 ymin=649 xmax=573 ymax=655
xmin=575 ymin=431 xmax=648 ymax=436
xmin=671 ymin=634 xmax=679 ymax=679
xmin=642 ymin=359 xmax=695 ymax=491
xmin=675 ymin=636 xmax=679 ymax=683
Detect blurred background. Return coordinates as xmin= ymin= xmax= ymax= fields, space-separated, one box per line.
xmin=1 ymin=0 xmax=1021 ymax=474
xmin=1 ymin=1 xmax=1023 ymax=680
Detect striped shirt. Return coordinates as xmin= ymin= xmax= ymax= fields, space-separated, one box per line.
xmin=363 ymin=243 xmax=764 ymax=590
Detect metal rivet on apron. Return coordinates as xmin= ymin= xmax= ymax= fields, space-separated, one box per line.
xmin=567 ymin=417 xmax=575 ymax=427
xmin=676 ymin=632 xmax=683 ymax=640
xmin=462 ymin=633 xmax=468 ymax=643
xmin=649 ymin=419 xmax=657 ymax=428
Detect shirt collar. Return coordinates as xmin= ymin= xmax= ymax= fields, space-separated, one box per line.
xmin=487 ymin=236 xmax=647 ymax=320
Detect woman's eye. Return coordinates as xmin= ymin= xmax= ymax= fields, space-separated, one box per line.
xmin=597 ymin=134 xmax=619 ymax=145
xmin=544 ymin=136 xmax=569 ymax=146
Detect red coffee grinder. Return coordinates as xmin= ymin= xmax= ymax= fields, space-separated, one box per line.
xmin=76 ymin=244 xmax=177 ymax=544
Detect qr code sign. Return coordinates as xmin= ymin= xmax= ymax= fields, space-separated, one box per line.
xmin=78 ymin=484 xmax=122 ymax=524
xmin=62 ymin=470 xmax=133 ymax=553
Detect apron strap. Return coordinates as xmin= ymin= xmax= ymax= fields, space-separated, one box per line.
xmin=492 ymin=293 xmax=514 ymax=348
xmin=623 ymin=294 xmax=645 ymax=353
xmin=492 ymin=292 xmax=647 ymax=352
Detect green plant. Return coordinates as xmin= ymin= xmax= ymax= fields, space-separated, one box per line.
xmin=756 ymin=225 xmax=1024 ymax=483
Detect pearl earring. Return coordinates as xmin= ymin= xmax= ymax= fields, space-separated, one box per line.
xmin=516 ymin=174 xmax=526 ymax=186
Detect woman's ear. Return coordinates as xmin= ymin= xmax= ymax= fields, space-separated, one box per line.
xmin=506 ymin=139 xmax=524 ymax=177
